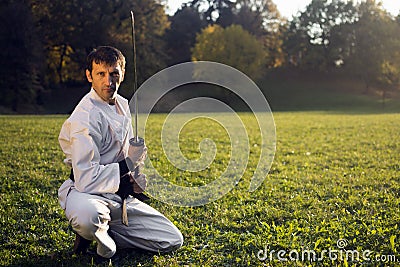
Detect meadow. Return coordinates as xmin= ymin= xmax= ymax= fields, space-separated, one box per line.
xmin=0 ymin=112 xmax=399 ymax=266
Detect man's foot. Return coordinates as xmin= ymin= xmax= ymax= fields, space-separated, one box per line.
xmin=73 ymin=233 xmax=92 ymax=254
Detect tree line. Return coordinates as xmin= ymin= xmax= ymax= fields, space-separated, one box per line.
xmin=1 ymin=0 xmax=399 ymax=112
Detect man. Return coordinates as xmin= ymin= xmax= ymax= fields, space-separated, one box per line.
xmin=58 ymin=46 xmax=183 ymax=259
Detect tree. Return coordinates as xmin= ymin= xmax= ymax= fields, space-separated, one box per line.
xmin=190 ymin=0 xmax=236 ymax=25
xmin=192 ymin=24 xmax=267 ymax=79
xmin=165 ymin=5 xmax=205 ymax=65
xmin=234 ymin=0 xmax=281 ymax=36
xmin=234 ymin=0 xmax=286 ymax=67
xmin=377 ymin=60 xmax=400 ymax=105
xmin=32 ymin=0 xmax=114 ymax=85
xmin=0 ymin=0 xmax=44 ymax=112
xmin=284 ymin=0 xmax=357 ymax=71
xmin=32 ymin=0 xmax=170 ymax=89
xmin=189 ymin=0 xmax=285 ymax=68
xmin=110 ymin=0 xmax=170 ymax=94
xmin=344 ymin=0 xmax=400 ymax=93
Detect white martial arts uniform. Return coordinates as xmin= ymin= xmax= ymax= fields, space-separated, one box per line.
xmin=58 ymin=89 xmax=183 ymax=258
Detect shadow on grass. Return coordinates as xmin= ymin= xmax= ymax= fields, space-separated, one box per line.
xmin=8 ymin=247 xmax=156 ymax=267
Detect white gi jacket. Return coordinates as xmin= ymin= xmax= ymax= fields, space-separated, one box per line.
xmin=58 ymin=89 xmax=132 ymax=210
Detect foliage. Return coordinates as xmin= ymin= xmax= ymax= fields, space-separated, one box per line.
xmin=283 ymin=0 xmax=400 ymax=96
xmin=342 ymin=0 xmax=400 ymax=92
xmin=30 ymin=0 xmax=169 ymax=89
xmin=165 ymin=6 xmax=205 ymax=65
xmin=192 ymin=24 xmax=267 ymax=79
xmin=376 ymin=60 xmax=400 ymax=104
xmin=0 ymin=1 xmax=44 ymax=112
xmin=285 ymin=0 xmax=357 ymax=70
xmin=0 ymin=112 xmax=399 ymax=266
xmin=379 ymin=61 xmax=400 ymax=89
xmin=188 ymin=0 xmax=286 ymax=68
xmin=234 ymin=0 xmax=286 ymax=67
xmin=190 ymin=0 xmax=236 ymax=25
xmin=234 ymin=0 xmax=281 ymax=37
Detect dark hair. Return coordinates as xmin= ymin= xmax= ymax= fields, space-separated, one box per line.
xmin=86 ymin=46 xmax=126 ymax=74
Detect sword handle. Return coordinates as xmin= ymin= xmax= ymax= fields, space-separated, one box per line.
xmin=129 ymin=136 xmax=144 ymax=178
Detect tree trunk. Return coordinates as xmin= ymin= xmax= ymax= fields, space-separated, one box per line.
xmin=57 ymin=44 xmax=67 ymax=84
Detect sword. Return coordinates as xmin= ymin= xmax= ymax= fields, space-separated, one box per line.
xmin=131 ymin=10 xmax=139 ymax=144
xmin=129 ymin=11 xmax=145 ymax=175
xmin=122 ymin=11 xmax=148 ymax=226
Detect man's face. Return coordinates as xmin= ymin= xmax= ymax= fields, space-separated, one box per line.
xmin=86 ymin=61 xmax=124 ymax=104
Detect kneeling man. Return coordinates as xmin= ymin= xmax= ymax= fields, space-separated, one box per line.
xmin=58 ymin=46 xmax=183 ymax=258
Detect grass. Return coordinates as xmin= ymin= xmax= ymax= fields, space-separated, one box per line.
xmin=0 ymin=112 xmax=399 ymax=266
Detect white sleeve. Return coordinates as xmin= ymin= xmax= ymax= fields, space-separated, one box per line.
xmin=69 ymin=118 xmax=120 ymax=194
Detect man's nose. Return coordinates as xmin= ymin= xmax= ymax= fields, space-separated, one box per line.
xmin=104 ymin=73 xmax=113 ymax=85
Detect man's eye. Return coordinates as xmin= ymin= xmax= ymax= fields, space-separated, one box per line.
xmin=112 ymin=72 xmax=120 ymax=77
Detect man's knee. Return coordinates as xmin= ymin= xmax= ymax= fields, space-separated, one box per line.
xmin=158 ymin=229 xmax=184 ymax=252
xmin=69 ymin=213 xmax=96 ymax=239
xmin=69 ymin=204 xmax=110 ymax=240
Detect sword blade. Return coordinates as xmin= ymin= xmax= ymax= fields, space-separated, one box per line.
xmin=131 ymin=11 xmax=138 ymax=143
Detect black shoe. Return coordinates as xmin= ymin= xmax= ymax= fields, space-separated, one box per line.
xmin=73 ymin=233 xmax=92 ymax=254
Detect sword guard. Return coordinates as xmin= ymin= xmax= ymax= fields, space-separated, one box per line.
xmin=129 ymin=137 xmax=144 ymax=146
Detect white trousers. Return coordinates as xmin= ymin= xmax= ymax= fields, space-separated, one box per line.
xmin=64 ymin=188 xmax=183 ymax=258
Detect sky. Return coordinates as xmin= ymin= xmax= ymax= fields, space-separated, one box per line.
xmin=165 ymin=0 xmax=400 ymax=18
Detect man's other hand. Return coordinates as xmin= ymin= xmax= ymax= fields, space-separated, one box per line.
xmin=130 ymin=173 xmax=147 ymax=194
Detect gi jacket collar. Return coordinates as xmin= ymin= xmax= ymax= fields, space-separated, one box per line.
xmin=89 ymin=89 xmax=131 ymax=143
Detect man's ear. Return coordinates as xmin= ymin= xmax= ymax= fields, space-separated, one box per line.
xmin=120 ymin=69 xmax=125 ymax=82
xmin=86 ymin=69 xmax=93 ymax=82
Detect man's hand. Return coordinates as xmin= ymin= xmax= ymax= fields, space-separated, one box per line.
xmin=126 ymin=137 xmax=147 ymax=171
xmin=130 ymin=172 xmax=147 ymax=194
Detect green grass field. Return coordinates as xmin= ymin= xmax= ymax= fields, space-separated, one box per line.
xmin=0 ymin=112 xmax=399 ymax=266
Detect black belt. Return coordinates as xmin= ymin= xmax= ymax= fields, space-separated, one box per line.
xmin=69 ymin=168 xmax=149 ymax=202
